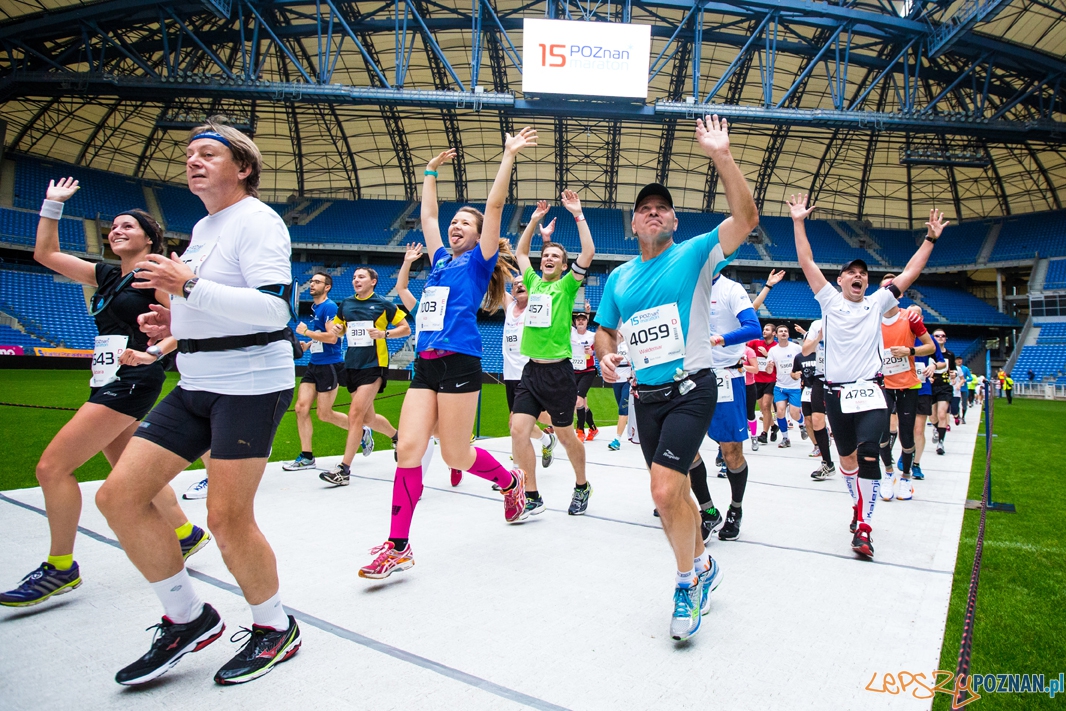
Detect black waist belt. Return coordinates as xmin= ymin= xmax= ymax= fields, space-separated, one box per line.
xmin=825 ymin=375 xmax=885 ymax=391
xmin=177 ymin=328 xmax=290 ymax=354
xmin=634 ymin=368 xmax=711 ymax=404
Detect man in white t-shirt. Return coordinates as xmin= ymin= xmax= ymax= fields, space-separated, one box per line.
xmin=96 ymin=121 xmax=301 ymax=686
xmin=790 ymin=192 xmax=943 ymax=559
xmin=767 ymin=325 xmax=803 ymax=448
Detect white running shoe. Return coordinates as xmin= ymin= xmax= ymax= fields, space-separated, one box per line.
xmin=896 ymin=477 xmax=913 ymax=500
xmin=361 ymin=426 xmax=374 ymax=457
xmin=183 ymin=477 xmax=208 ymax=500
xmin=880 ymin=473 xmax=895 ymax=501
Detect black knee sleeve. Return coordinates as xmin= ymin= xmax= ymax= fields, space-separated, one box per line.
xmin=857 ymin=441 xmax=882 ymax=480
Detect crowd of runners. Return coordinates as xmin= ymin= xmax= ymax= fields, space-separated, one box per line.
xmin=1 ymin=114 xmax=982 ymax=685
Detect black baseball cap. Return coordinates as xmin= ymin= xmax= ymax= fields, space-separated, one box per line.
xmin=634 ymin=183 xmax=673 ymax=210
xmin=839 ymin=258 xmax=869 ymax=275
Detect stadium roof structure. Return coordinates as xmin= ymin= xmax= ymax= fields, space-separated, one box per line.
xmin=0 ymin=0 xmax=1064 ymax=227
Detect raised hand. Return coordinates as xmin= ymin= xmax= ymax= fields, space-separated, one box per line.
xmin=504 ymin=126 xmax=537 ymax=156
xmin=539 ymin=218 xmax=556 ymax=241
xmin=926 ymin=208 xmax=949 ymax=239
xmin=403 ymin=242 xmax=424 ymax=263
xmin=530 ymin=199 xmax=550 ymax=224
xmin=426 ymin=149 xmax=457 ymax=172
xmin=694 ymin=114 xmax=730 ymax=158
xmin=560 ymin=189 xmax=583 ymax=215
xmin=766 ymin=268 xmax=786 ymax=286
xmin=786 ymin=193 xmax=817 ymax=221
xmin=46 ymin=177 xmax=80 ymax=203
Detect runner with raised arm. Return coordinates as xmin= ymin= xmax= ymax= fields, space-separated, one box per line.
xmin=357 ymin=131 xmax=530 ymax=580
xmin=790 ymin=192 xmax=943 ymax=558
xmin=96 ymin=120 xmax=303 ymax=685
xmin=0 ymin=180 xmax=207 ymax=609
xmin=747 ymin=320 xmax=779 ymax=444
xmin=595 ymin=115 xmax=758 ymax=641
xmin=511 ymin=191 xmax=595 ymax=515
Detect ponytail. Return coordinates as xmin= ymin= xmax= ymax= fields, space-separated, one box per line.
xmin=483 ymin=238 xmax=517 ymax=314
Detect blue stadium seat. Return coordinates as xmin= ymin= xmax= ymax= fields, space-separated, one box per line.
xmin=0 ymin=206 xmax=86 ymax=252
xmin=1043 ymin=259 xmax=1066 ymax=290
xmin=991 ymin=211 xmax=1066 ymax=261
xmin=13 ymin=156 xmax=146 ymax=220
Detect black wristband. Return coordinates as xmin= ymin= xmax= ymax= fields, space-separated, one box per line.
xmin=925 ymin=235 xmax=937 ymax=244
xmin=910 ymin=347 xmax=915 ymax=356
xmin=765 ymin=283 xmax=774 ymax=290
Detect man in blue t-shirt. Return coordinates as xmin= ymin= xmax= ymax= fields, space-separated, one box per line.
xmin=594 ymin=115 xmax=758 ymax=643
xmin=283 ymin=272 xmax=349 ymax=470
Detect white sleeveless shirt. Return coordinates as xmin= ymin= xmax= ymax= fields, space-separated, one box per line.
xmin=503 ymin=300 xmax=529 ymax=381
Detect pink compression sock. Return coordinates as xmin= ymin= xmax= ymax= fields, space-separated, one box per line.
xmin=468 ymin=447 xmax=516 ymax=488
xmin=389 ymin=466 xmax=423 ymax=540
xmin=748 ymin=419 xmax=757 ymax=437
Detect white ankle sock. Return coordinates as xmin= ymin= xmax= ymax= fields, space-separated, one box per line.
xmin=421 ymin=438 xmax=435 ymax=475
xmin=694 ymin=551 xmax=710 ymax=574
xmin=150 ymin=569 xmax=204 ymax=624
xmin=538 ymin=431 xmax=552 ymax=447
xmin=249 ymin=590 xmax=288 ymax=631
xmin=675 ymin=569 xmax=696 ymax=587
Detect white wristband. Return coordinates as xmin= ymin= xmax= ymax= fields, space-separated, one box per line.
xmin=40 ymin=199 xmax=64 ymax=220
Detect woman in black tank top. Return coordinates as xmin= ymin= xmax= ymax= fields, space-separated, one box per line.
xmin=0 ymin=178 xmax=209 ymax=608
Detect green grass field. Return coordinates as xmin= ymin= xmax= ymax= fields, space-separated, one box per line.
xmin=0 ymin=369 xmax=620 ymax=490
xmin=933 ymin=397 xmax=1066 ymax=710
xmin=2 ymin=370 xmax=1062 ymax=708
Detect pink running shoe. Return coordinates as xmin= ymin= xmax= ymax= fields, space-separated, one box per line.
xmin=358 ymin=542 xmax=414 ymax=579
xmin=502 ymin=469 xmax=529 ymax=523
xmin=450 ymin=468 xmax=463 ymax=487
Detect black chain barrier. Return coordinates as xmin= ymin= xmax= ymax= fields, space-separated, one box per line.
xmin=954 ymin=379 xmax=995 ymax=707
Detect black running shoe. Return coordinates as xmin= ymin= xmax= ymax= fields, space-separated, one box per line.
xmin=699 ymin=507 xmax=723 ymax=543
xmin=214 ymin=615 xmax=301 ymax=685
xmin=770 ymin=426 xmax=778 ymax=443
xmin=392 ymin=433 xmax=399 ymax=462
xmin=718 ymin=506 xmax=743 ymax=541
xmin=567 ymin=484 xmax=592 ymax=515
xmin=852 ymin=524 xmax=874 ymax=558
xmin=115 ymin=604 xmax=225 ymax=685
xmin=800 ymin=427 xmax=808 ymax=440
xmin=757 ymin=432 xmax=768 ymax=445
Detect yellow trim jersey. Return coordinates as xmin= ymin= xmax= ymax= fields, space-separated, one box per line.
xmin=334 ymin=292 xmax=407 ymax=370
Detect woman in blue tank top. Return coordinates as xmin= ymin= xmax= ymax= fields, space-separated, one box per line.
xmin=358 ymin=129 xmax=536 ymax=581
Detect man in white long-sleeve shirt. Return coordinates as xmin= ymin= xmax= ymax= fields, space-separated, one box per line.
xmin=96 ymin=120 xmax=301 ymax=687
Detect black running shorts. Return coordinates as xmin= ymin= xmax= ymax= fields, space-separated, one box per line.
xmin=344 ymin=365 xmax=387 ymax=394
xmin=824 ymin=385 xmax=890 ymax=458
xmin=505 ymin=379 xmax=519 ymax=412
xmin=574 ymin=369 xmax=597 ymax=398
xmin=745 ymin=383 xmax=757 ymax=421
xmin=134 ymin=387 xmax=292 ymax=461
xmin=917 ymin=394 xmax=933 ymax=416
xmin=634 ymin=370 xmax=717 ymax=474
xmin=931 ymin=382 xmax=953 ymax=404
xmin=301 ymin=362 xmax=344 ymax=393
xmin=410 ymin=353 xmax=482 ymax=394
xmin=513 ymin=360 xmax=577 ymax=427
xmin=88 ymin=363 xmax=166 ymax=420
xmin=756 ymin=380 xmax=775 ymax=400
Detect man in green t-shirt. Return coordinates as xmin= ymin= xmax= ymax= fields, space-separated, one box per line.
xmin=511 ymin=191 xmax=596 ymax=516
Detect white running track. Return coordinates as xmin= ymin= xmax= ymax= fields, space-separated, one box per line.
xmin=0 ymin=419 xmax=978 ymax=710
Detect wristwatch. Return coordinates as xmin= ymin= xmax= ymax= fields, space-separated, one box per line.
xmin=182 ymin=277 xmax=199 ymax=298
xmin=147 ymin=345 xmax=163 ymax=360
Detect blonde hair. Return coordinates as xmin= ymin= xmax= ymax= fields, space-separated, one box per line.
xmin=189 ymin=116 xmax=263 ymax=197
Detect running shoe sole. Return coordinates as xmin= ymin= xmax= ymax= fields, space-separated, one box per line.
xmin=182 ymin=530 xmax=212 ymax=560
xmin=700 ymin=566 xmax=724 ymax=615
xmin=118 ymin=620 xmax=225 ymax=686
xmin=214 ymin=626 xmax=301 ymax=685
xmin=357 ymin=559 xmax=414 ymax=580
xmin=0 ymin=577 xmax=82 ymax=607
xmin=281 ymin=461 xmax=316 ymax=471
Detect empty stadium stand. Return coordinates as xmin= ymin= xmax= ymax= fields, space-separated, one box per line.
xmin=12 ymin=156 xmax=146 ymax=220
xmin=991 ymin=211 xmax=1066 ymax=262
xmin=1041 ymin=259 xmax=1066 ymax=290
xmin=0 ymin=265 xmax=96 ymax=349
xmin=0 ymin=207 xmax=86 ymax=252
xmin=289 ymin=199 xmax=408 ymax=245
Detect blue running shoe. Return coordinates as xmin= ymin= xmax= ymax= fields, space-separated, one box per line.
xmin=698 ymin=558 xmax=723 ymax=615
xmin=179 ymin=525 xmax=211 ymax=560
xmin=911 ymin=463 xmax=925 ymax=480
xmin=361 ymin=426 xmax=375 ymax=457
xmin=282 ymin=454 xmax=316 ymax=471
xmin=0 ymin=562 xmax=82 ymax=607
xmin=896 ymin=455 xmax=904 ymax=473
xmin=670 ymin=582 xmax=702 ymax=641
xmin=608 ymin=438 xmax=621 ymax=451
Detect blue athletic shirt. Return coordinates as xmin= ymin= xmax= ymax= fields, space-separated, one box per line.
xmin=959 ymin=364 xmax=972 ymax=390
xmin=308 ymin=298 xmax=343 ymax=365
xmin=594 ymin=228 xmax=735 ymax=386
xmin=915 ymin=337 xmax=944 ymax=395
xmin=416 ymin=246 xmax=498 ymax=357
